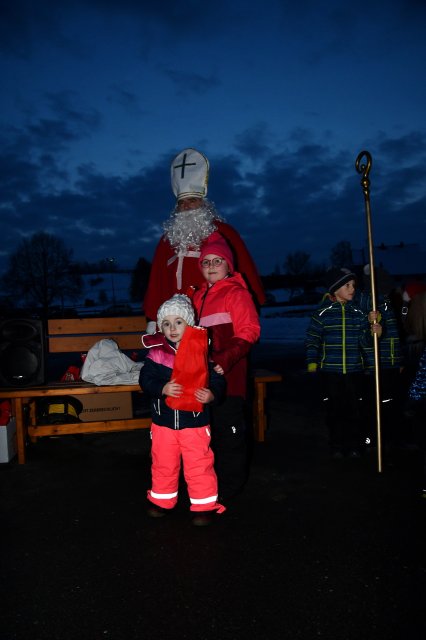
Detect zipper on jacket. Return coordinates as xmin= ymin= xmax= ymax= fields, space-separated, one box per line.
xmin=196 ymin=286 xmax=212 ymax=326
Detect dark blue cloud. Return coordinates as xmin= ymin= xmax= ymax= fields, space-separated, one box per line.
xmin=234 ymin=124 xmax=273 ymax=161
xmin=163 ymin=70 xmax=220 ymax=96
xmin=1 ymin=1 xmax=424 ymax=278
xmin=107 ymin=86 xmax=144 ymax=115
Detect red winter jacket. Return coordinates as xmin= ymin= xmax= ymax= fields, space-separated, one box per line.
xmin=193 ymin=273 xmax=261 ymax=398
xmin=143 ymin=221 xmax=266 ymax=321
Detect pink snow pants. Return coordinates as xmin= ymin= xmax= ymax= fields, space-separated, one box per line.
xmin=148 ymin=423 xmax=225 ymax=513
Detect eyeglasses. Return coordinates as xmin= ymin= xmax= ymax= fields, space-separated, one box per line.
xmin=200 ymin=258 xmax=226 ymax=268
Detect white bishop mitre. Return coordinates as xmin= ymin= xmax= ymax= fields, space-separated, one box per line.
xmin=171 ymin=148 xmax=209 ymax=201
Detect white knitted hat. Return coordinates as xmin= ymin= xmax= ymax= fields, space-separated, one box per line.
xmin=171 ymin=148 xmax=209 ymax=201
xmin=157 ymin=294 xmax=195 ymax=328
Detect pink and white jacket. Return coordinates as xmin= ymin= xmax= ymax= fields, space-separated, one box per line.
xmin=193 ymin=272 xmax=261 ymax=398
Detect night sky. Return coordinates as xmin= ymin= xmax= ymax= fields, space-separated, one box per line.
xmin=1 ymin=0 xmax=425 ymax=277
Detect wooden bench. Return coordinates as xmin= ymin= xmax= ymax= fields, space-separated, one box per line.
xmin=0 ymin=317 xmax=150 ymax=464
xmin=0 ymin=317 xmax=282 ymax=464
xmin=251 ymin=369 xmax=283 ymax=442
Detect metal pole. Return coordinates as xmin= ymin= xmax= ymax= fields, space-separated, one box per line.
xmin=355 ymin=151 xmax=382 ymax=473
xmin=106 ymin=257 xmax=116 ymax=306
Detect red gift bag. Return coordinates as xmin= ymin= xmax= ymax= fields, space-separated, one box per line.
xmin=166 ymin=326 xmax=208 ymax=412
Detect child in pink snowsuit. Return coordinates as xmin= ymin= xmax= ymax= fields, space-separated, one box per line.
xmin=139 ymin=294 xmax=226 ymax=526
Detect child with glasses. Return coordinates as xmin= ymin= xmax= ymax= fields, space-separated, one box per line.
xmin=193 ymin=232 xmax=261 ymax=503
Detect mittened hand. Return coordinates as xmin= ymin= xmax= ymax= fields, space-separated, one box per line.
xmin=146 ymin=320 xmax=157 ymax=335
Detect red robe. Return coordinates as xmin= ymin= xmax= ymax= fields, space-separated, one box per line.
xmin=143 ymin=221 xmax=265 ymax=320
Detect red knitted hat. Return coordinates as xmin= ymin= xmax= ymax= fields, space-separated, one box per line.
xmin=199 ymin=232 xmax=234 ymax=272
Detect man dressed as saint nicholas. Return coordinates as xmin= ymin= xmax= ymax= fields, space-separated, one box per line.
xmin=143 ymin=148 xmax=265 ymax=331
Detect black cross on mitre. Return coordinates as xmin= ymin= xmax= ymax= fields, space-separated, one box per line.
xmin=173 ymin=152 xmax=197 ymax=179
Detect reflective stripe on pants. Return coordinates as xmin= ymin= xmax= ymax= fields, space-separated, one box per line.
xmin=148 ymin=423 xmax=222 ymax=512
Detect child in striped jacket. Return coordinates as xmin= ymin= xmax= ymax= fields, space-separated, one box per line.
xmin=306 ymin=268 xmax=382 ymax=458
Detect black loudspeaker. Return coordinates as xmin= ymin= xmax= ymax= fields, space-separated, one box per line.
xmin=0 ymin=318 xmax=46 ymax=387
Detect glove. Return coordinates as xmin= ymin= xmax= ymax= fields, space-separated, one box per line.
xmin=307 ymin=363 xmax=318 ymax=373
xmin=146 ymin=320 xmax=157 ymax=335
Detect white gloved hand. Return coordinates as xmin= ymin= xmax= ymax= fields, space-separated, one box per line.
xmin=146 ymin=320 xmax=157 ymax=335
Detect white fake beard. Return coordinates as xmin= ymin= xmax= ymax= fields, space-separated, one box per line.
xmin=163 ymin=200 xmax=224 ymax=253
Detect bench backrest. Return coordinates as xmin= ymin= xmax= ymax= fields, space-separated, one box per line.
xmin=47 ymin=317 xmax=147 ymax=353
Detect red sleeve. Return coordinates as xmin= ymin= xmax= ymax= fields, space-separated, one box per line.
xmin=143 ymin=239 xmax=172 ymax=321
xmin=233 ymin=288 xmax=260 ymax=342
xmin=212 ymin=337 xmax=252 ymax=374
xmin=216 ymin=222 xmax=266 ymax=306
xmin=210 ymin=286 xmax=261 ymax=373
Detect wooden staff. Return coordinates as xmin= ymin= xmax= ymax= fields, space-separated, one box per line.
xmin=355 ymin=151 xmax=382 ymax=473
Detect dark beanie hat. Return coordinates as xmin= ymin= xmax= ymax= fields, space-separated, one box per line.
xmin=325 ymin=267 xmax=356 ymax=295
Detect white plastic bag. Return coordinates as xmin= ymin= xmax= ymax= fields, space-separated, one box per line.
xmin=81 ymin=338 xmax=143 ymax=385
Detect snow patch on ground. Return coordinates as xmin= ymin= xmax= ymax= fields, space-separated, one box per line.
xmin=260 ymin=307 xmax=311 ymax=344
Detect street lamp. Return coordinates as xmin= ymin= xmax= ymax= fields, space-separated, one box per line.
xmin=106 ymin=257 xmax=116 ymax=306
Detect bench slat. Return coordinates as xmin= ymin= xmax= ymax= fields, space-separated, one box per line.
xmin=48 ymin=317 xmax=146 ymax=335
xmin=253 ymin=371 xmax=282 ymax=384
xmin=47 ymin=317 xmax=147 ymax=353
xmin=28 ymin=417 xmax=151 ymax=437
xmin=48 ymin=334 xmax=144 ymax=353
xmin=0 ymin=384 xmax=143 ymax=398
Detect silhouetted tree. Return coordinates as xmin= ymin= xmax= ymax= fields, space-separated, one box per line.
xmin=1 ymin=232 xmax=82 ymax=318
xmin=330 ymin=240 xmax=353 ymax=268
xmin=130 ymin=257 xmax=151 ymax=305
xmin=284 ymin=251 xmax=311 ymax=275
